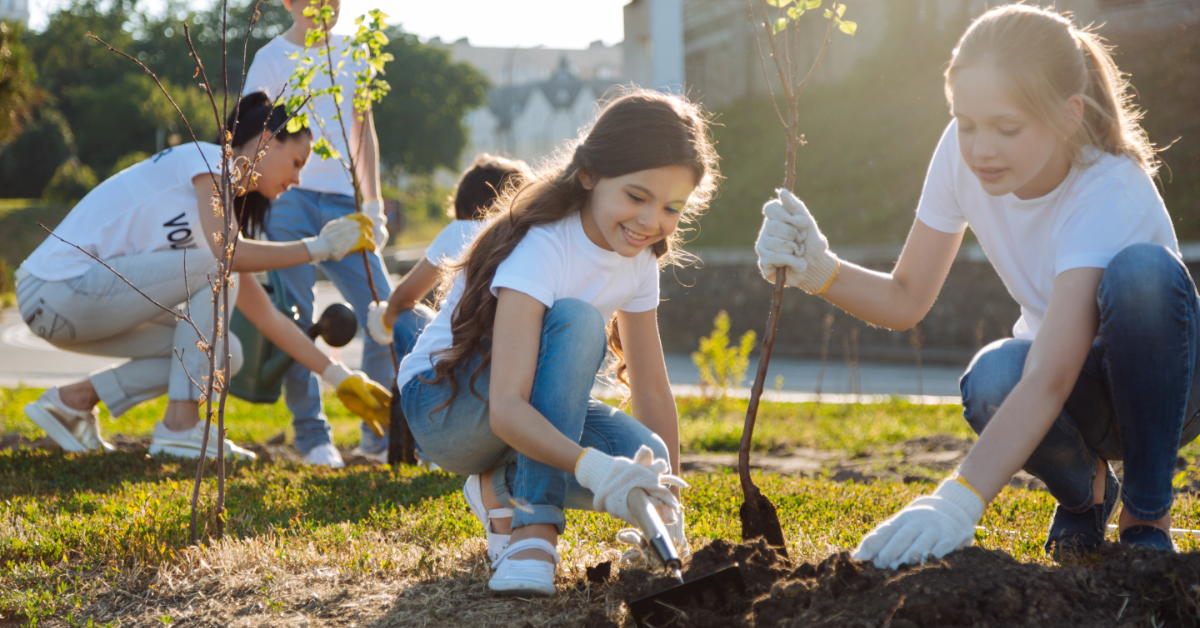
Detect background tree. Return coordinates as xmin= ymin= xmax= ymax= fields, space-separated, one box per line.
xmin=2 ymin=0 xmax=488 ymax=201
xmin=372 ymin=26 xmax=489 ymax=177
xmin=0 ymin=21 xmax=41 ymax=149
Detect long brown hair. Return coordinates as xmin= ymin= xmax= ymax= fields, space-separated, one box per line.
xmin=945 ymin=4 xmax=1157 ymax=173
xmin=424 ymin=88 xmax=720 ymax=406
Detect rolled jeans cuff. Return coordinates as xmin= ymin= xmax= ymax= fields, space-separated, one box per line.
xmin=89 ymin=369 xmax=136 ymax=418
xmin=491 ymin=464 xmax=568 ymax=534
xmin=1122 ymin=496 xmax=1173 ymax=523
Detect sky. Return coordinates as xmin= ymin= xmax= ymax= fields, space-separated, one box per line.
xmin=29 ymin=0 xmax=630 ymax=49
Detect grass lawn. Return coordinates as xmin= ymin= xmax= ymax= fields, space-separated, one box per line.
xmin=3 ymin=387 xmax=1200 ymax=626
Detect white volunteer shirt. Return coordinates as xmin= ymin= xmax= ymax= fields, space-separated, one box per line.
xmin=917 ymin=120 xmax=1179 ymax=339
xmin=397 ymin=212 xmax=661 ymax=389
xmin=22 ymin=143 xmax=222 ymax=282
xmin=424 ymin=220 xmax=485 ymax=267
xmin=242 ymin=35 xmax=369 ymax=197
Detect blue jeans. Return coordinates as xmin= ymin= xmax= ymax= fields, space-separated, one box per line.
xmin=265 ymin=188 xmax=394 ymax=455
xmin=400 ymin=298 xmax=669 ymax=533
xmin=961 ymin=244 xmax=1200 ymax=522
xmin=383 ymin=304 xmax=436 ymax=457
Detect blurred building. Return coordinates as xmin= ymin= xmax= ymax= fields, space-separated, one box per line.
xmin=624 ymin=0 xmax=685 ymax=92
xmin=0 ymin=0 xmax=28 ymax=24
xmin=433 ymin=38 xmax=624 ymax=168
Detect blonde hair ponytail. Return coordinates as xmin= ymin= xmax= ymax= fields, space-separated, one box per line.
xmin=946 ymin=4 xmax=1157 ymax=174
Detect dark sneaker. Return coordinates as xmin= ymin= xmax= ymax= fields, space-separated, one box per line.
xmin=1044 ymin=466 xmax=1120 ymax=559
xmin=1120 ymin=525 xmax=1176 ymax=552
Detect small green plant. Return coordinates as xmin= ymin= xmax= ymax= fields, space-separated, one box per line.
xmin=692 ymin=311 xmax=756 ymax=396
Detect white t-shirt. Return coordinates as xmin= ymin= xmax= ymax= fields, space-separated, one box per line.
xmin=917 ymin=120 xmax=1179 ymax=339
xmin=425 ymin=220 xmax=485 ymax=267
xmin=396 ymin=212 xmax=661 ymax=389
xmin=242 ymin=35 xmax=369 ymax=197
xmin=22 ymin=143 xmax=222 ymax=282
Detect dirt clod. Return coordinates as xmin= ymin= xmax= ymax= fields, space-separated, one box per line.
xmin=618 ymin=539 xmax=1200 ymax=627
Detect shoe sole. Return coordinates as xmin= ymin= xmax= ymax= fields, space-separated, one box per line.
xmin=24 ymin=402 xmax=89 ymax=452
xmin=487 ymin=580 xmax=555 ymax=597
xmin=149 ymin=442 xmax=257 ymax=460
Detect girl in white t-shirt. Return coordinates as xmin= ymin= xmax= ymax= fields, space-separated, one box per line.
xmin=17 ymin=92 xmax=389 ymax=463
xmin=397 ymin=90 xmax=718 ymax=596
xmin=357 ymin=154 xmax=530 ymax=463
xmin=757 ymin=4 xmax=1189 ymax=567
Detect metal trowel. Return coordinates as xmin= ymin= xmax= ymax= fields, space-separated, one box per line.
xmin=625 ymin=488 xmax=747 ymax=628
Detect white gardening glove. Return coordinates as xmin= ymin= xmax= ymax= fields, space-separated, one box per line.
xmin=366 ymin=300 xmax=394 ymax=346
xmin=362 ymin=198 xmax=388 ymax=253
xmin=755 ymin=188 xmax=840 ymax=294
xmin=853 ymin=477 xmax=984 ymax=570
xmin=302 ymin=214 xmax=375 ymax=262
xmin=575 ymin=445 xmax=687 ymax=526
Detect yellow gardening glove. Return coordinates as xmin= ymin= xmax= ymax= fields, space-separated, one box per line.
xmin=321 ymin=363 xmax=391 ymax=438
xmin=343 ymin=212 xmax=378 ymax=255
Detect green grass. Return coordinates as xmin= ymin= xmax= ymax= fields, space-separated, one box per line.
xmin=676 ymin=396 xmax=971 ymax=454
xmin=4 ymin=387 xmax=1200 ymax=624
xmin=0 ymin=386 xmax=368 ymax=449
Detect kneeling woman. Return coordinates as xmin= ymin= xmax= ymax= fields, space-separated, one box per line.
xmin=17 ymin=92 xmax=388 ymax=462
xmin=397 ymin=90 xmax=718 ymax=596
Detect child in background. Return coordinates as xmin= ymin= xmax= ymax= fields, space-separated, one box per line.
xmin=360 ymin=154 xmax=531 ymax=463
xmin=397 ymin=89 xmax=718 ymax=596
xmin=242 ymin=0 xmax=392 ymax=468
xmin=756 ymin=5 xmax=1186 ymax=567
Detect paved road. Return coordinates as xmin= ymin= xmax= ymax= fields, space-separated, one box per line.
xmin=0 ymin=280 xmax=965 ymax=402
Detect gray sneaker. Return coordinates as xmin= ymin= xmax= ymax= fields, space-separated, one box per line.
xmin=149 ymin=421 xmax=256 ymax=460
xmin=24 ymin=387 xmax=114 ymax=452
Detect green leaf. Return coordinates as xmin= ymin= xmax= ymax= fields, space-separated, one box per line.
xmin=312 ymin=137 xmax=340 ymax=161
xmin=773 ymin=17 xmax=788 ymax=33
xmin=765 ymin=0 xmax=794 ymax=6
xmin=839 ymin=19 xmax=857 ymax=35
xmin=836 ymin=4 xmax=846 ymax=17
xmin=823 ymin=8 xmax=832 ymax=18
xmin=806 ymin=0 xmax=821 ymax=9
xmin=787 ymin=6 xmax=803 ymax=19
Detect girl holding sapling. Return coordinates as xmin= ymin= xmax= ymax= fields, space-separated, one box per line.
xmin=17 ymin=93 xmax=390 ymax=461
xmin=757 ymin=4 xmax=1187 ymax=565
xmin=396 ymin=89 xmax=718 ymax=596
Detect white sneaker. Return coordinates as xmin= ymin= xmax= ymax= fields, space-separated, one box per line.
xmin=304 ymin=443 xmax=346 ymax=468
xmin=149 ymin=421 xmax=256 ymax=460
xmin=24 ymin=387 xmax=113 ymax=452
xmin=488 ymin=538 xmax=558 ymax=597
xmin=463 ymin=473 xmax=513 ymax=561
xmin=349 ymin=446 xmax=387 ymax=464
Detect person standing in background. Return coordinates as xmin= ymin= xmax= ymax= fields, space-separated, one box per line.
xmin=242 ymin=0 xmax=392 ymax=468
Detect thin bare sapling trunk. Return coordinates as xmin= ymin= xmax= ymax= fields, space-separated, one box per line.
xmin=738 ymin=0 xmax=855 ymax=551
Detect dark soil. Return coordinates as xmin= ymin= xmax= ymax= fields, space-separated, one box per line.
xmin=616 ymin=538 xmax=1200 ymax=627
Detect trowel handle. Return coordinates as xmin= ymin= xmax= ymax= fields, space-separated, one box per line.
xmin=628 ymin=488 xmax=682 ymax=573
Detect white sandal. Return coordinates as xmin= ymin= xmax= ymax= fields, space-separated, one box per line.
xmin=463 ymin=474 xmax=512 ymax=561
xmin=488 ymin=538 xmax=559 ymax=597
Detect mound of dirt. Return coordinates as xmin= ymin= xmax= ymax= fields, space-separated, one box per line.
xmin=616 ymin=539 xmax=1200 ymax=627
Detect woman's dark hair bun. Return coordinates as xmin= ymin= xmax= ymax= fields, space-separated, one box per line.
xmin=221 ymin=91 xmax=312 ymax=239
xmin=222 ymin=90 xmax=311 ymax=150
